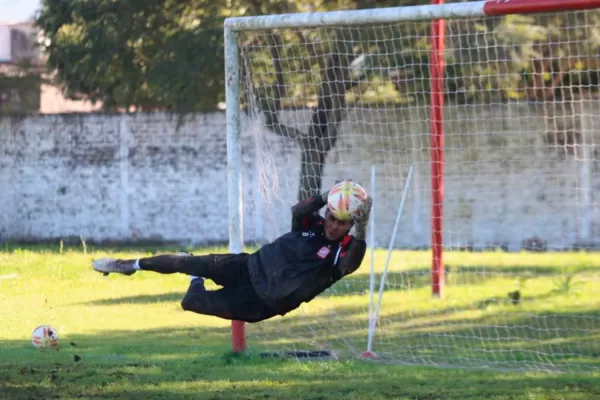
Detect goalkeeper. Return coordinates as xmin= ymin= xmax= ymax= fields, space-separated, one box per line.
xmin=92 ymin=184 xmax=372 ymax=323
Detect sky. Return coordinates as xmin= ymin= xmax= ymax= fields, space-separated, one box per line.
xmin=0 ymin=0 xmax=41 ymax=23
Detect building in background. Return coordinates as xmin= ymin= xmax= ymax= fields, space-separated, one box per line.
xmin=0 ymin=21 xmax=101 ymax=114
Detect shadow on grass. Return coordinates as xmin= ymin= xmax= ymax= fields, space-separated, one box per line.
xmin=1 ymin=323 xmax=599 ymax=400
xmin=75 ymin=273 xmax=599 ymax=371
xmin=246 ymin=295 xmax=600 ymax=373
xmin=448 ymin=264 xmax=600 ymax=278
xmin=83 ymin=292 xmax=188 ymax=306
xmin=318 ymin=263 xmax=599 ymax=297
xmin=77 ymin=267 xmax=575 ymax=308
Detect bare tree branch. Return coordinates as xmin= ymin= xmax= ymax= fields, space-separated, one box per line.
xmin=260 ymin=96 xmax=304 ymax=141
xmin=253 ymin=31 xmax=306 ymax=141
xmin=241 ymin=36 xmax=262 ymax=49
xmin=295 ymin=51 xmax=364 ymax=199
xmin=526 ymin=42 xmax=571 ymax=101
xmin=254 ymin=29 xmax=366 ymax=200
xmin=266 ymin=32 xmax=285 ymax=111
xmin=295 ymin=31 xmax=326 ymax=70
xmin=245 ymin=0 xmax=263 ymax=16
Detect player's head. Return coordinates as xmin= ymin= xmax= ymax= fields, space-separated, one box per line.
xmin=324 ymin=208 xmax=353 ymax=241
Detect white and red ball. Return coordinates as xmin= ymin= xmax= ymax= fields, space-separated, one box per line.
xmin=327 ymin=180 xmax=368 ymax=221
xmin=31 ymin=325 xmax=59 ymax=349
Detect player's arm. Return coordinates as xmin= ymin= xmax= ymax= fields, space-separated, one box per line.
xmin=290 ymin=191 xmax=329 ymax=231
xmin=335 ymin=237 xmax=367 ymax=278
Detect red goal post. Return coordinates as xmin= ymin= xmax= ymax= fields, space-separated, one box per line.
xmin=224 ymin=0 xmax=600 ymax=353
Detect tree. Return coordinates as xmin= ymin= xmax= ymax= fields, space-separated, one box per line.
xmin=0 ymin=60 xmax=45 ymax=115
xmin=35 ymin=0 xmax=358 ymax=113
xmin=255 ymin=34 xmax=365 ymax=200
xmin=36 ymin=0 xmax=226 ymax=113
xmin=35 ymin=0 xmax=374 ymax=199
xmin=36 ymin=0 xmax=600 ymax=199
xmin=237 ymin=1 xmax=434 ymax=200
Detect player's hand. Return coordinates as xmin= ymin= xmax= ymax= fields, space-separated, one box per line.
xmin=352 ymin=196 xmax=373 ymax=224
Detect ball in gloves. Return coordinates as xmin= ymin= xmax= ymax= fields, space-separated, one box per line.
xmin=327 ymin=180 xmax=368 ymax=221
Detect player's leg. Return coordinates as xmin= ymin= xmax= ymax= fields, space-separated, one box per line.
xmin=92 ymin=253 xmax=199 ymax=276
xmin=180 ymin=273 xmax=277 ymax=323
xmin=139 ymin=253 xmax=250 ymax=288
xmin=92 ymin=253 xmax=249 ymax=287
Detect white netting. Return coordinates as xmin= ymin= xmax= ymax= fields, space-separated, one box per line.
xmin=233 ymin=8 xmax=600 ymax=372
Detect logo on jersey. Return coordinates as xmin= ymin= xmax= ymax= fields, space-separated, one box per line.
xmin=302 ymin=231 xmax=315 ymax=237
xmin=317 ymin=246 xmax=331 ymax=259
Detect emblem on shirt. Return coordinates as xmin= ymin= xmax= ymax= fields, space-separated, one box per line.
xmin=317 ymin=246 xmax=330 ymax=259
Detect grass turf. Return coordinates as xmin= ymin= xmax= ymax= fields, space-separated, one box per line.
xmin=0 ymin=245 xmax=599 ymax=400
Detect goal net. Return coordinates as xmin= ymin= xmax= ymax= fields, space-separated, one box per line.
xmin=225 ymin=1 xmax=600 ymax=372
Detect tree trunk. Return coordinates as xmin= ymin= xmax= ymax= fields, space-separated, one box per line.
xmin=298 ymin=148 xmax=328 ymax=199
xmin=257 ymin=34 xmax=363 ymax=200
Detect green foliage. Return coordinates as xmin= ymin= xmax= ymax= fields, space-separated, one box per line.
xmin=0 ymin=60 xmax=44 ymax=115
xmin=35 ymin=0 xmax=600 ymax=113
xmin=0 ymin=74 xmax=42 ymax=115
xmin=36 ymin=0 xmax=227 ymax=113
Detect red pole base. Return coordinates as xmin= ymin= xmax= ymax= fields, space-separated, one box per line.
xmin=231 ymin=320 xmax=246 ymax=352
xmin=360 ymin=351 xmax=377 ymax=359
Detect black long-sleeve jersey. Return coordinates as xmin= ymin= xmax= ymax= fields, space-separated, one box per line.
xmin=247 ymin=194 xmax=367 ymax=316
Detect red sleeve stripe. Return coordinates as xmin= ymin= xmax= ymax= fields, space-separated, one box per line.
xmin=341 ymin=235 xmax=352 ymax=249
xmin=302 ymin=215 xmax=311 ymax=228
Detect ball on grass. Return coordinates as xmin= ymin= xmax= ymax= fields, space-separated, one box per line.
xmin=31 ymin=325 xmax=59 ymax=349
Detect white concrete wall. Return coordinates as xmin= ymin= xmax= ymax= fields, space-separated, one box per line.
xmin=1 ymin=100 xmax=599 ymax=250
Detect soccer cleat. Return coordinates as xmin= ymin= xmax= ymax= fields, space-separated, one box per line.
xmin=92 ymin=258 xmax=136 ymax=276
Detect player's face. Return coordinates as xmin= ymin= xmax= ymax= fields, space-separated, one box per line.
xmin=324 ymin=211 xmax=353 ymax=241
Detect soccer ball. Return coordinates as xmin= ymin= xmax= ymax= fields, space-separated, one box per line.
xmin=31 ymin=325 xmax=59 ymax=349
xmin=327 ymin=180 xmax=368 ymax=220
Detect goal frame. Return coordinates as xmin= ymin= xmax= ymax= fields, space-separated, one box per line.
xmin=224 ymin=0 xmax=600 ymax=353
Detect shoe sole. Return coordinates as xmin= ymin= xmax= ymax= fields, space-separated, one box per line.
xmin=93 ymin=259 xmax=135 ymax=276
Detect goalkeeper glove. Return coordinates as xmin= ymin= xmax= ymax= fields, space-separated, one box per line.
xmin=352 ymin=197 xmax=373 ymax=240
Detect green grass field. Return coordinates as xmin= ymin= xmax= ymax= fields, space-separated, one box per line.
xmin=1 ymin=244 xmax=599 ymax=400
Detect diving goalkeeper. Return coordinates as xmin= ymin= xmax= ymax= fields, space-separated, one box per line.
xmin=92 ymin=185 xmax=372 ymax=323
